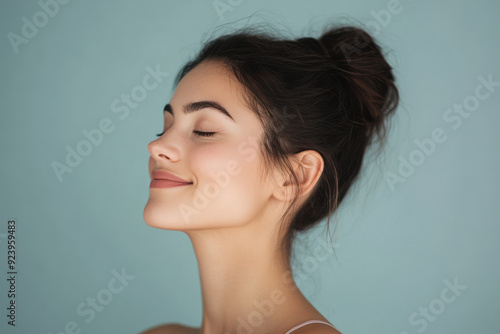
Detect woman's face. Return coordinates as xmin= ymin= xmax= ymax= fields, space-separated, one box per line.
xmin=143 ymin=60 xmax=276 ymax=230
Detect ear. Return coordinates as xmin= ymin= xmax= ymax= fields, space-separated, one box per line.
xmin=272 ymin=150 xmax=324 ymax=202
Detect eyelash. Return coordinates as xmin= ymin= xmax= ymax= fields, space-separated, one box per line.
xmin=156 ymin=130 xmax=216 ymax=138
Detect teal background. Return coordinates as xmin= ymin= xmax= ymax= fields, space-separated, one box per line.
xmin=1 ymin=0 xmax=499 ymax=333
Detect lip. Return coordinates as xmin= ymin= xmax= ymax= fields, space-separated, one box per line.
xmin=150 ymin=179 xmax=192 ymax=189
xmin=151 ymin=170 xmax=192 ymax=183
xmin=150 ymin=170 xmax=193 ymax=189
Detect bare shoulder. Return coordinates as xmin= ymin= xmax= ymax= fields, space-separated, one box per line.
xmin=139 ymin=323 xmax=199 ymax=334
xmin=290 ymin=323 xmax=342 ymax=334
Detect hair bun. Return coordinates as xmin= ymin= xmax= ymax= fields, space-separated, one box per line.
xmin=318 ymin=26 xmax=399 ymax=141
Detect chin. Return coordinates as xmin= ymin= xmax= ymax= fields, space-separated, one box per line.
xmin=143 ymin=198 xmax=203 ymax=230
xmin=143 ymin=199 xmax=180 ymax=230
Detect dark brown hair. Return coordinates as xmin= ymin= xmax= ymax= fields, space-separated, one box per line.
xmin=173 ymin=24 xmax=399 ymax=269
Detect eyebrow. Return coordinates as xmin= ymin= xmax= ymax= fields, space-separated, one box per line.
xmin=163 ymin=101 xmax=235 ymax=122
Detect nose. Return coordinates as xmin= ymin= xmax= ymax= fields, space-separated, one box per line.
xmin=147 ymin=134 xmax=181 ymax=162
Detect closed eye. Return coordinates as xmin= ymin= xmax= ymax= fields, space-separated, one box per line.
xmin=156 ymin=130 xmax=216 ymax=137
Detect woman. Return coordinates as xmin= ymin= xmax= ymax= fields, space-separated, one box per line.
xmin=141 ymin=23 xmax=399 ymax=334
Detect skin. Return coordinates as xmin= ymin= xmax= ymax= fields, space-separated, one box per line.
xmin=142 ymin=60 xmax=340 ymax=334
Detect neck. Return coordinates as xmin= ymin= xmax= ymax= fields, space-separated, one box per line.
xmin=185 ymin=217 xmax=311 ymax=334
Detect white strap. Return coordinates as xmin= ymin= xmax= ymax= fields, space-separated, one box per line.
xmin=284 ymin=320 xmax=338 ymax=334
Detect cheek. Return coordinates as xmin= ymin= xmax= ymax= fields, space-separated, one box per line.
xmin=190 ymin=143 xmax=266 ymax=224
xmin=193 ymin=142 xmax=262 ymax=186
